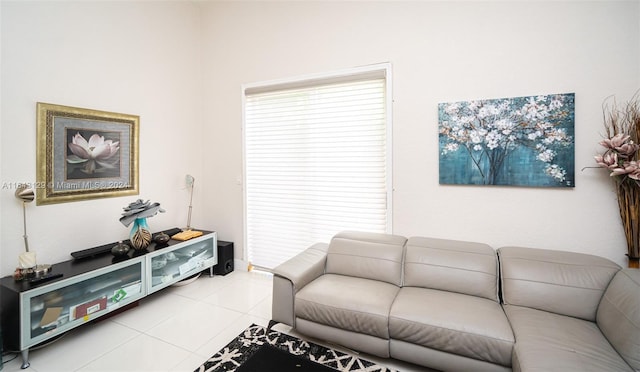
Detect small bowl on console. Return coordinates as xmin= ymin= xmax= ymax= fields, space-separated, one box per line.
xmin=154 ymin=232 xmax=170 ymax=246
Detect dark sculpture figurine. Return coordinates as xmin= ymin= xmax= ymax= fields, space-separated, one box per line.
xmin=154 ymin=232 xmax=170 ymax=246
xmin=111 ymin=241 xmax=130 ymax=257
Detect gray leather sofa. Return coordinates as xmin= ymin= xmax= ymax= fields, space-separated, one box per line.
xmin=270 ymin=231 xmax=640 ymax=372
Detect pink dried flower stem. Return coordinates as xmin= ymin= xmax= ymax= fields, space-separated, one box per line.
xmin=599 ymin=91 xmax=640 ymax=262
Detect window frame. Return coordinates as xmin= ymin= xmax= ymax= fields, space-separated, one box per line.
xmin=241 ymin=63 xmax=393 ymax=268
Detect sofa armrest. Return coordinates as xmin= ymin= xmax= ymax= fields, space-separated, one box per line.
xmin=271 ymin=243 xmax=328 ymax=327
xmin=597 ymin=268 xmax=640 ymax=371
xmin=273 ymin=243 xmax=329 ymax=289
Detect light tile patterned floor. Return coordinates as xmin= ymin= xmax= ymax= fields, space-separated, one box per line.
xmin=2 ymin=270 xmax=428 ymax=372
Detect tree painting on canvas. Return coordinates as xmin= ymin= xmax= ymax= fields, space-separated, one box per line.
xmin=438 ymin=93 xmax=575 ymax=187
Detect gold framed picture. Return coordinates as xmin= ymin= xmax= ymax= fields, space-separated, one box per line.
xmin=36 ymin=102 xmax=139 ymax=205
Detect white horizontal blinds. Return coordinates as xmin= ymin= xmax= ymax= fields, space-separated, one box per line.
xmin=244 ymin=70 xmax=389 ymax=269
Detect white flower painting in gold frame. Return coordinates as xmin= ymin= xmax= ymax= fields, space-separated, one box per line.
xmin=36 ymin=102 xmax=139 ymax=205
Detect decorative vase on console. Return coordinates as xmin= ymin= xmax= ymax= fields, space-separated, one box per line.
xmin=130 ymin=217 xmax=152 ymax=250
xmin=593 ymin=92 xmax=640 ymax=268
xmin=120 ymin=199 xmax=165 ymax=251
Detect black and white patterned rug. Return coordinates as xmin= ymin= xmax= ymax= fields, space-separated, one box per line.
xmin=194 ymin=323 xmax=397 ymax=372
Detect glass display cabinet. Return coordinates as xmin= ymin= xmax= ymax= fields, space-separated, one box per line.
xmin=2 ymin=259 xmax=145 ymax=369
xmin=1 ymin=230 xmax=217 ymax=369
xmin=148 ymin=233 xmax=216 ymax=294
xmin=26 ymin=261 xmax=144 ymax=343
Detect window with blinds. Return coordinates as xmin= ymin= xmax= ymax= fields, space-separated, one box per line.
xmin=243 ymin=64 xmax=392 ymax=270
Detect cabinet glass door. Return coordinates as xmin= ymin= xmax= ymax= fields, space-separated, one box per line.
xmin=24 ymin=260 xmax=144 ymax=348
xmin=148 ymin=234 xmax=216 ymax=293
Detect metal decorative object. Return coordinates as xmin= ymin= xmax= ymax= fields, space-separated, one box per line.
xmin=14 ymin=184 xmax=51 ymax=280
xmin=15 ymin=184 xmax=34 ymax=253
xmin=185 ymin=175 xmax=195 ymax=231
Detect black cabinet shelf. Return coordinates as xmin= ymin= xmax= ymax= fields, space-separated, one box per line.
xmin=1 ymin=230 xmax=217 ymax=369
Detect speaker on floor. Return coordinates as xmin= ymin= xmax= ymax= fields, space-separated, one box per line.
xmin=214 ymin=240 xmax=234 ymax=275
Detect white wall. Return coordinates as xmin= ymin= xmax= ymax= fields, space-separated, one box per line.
xmin=1 ymin=1 xmax=638 ymax=276
xmin=0 ymin=1 xmax=204 ymax=275
xmin=200 ymin=1 xmax=640 ymax=267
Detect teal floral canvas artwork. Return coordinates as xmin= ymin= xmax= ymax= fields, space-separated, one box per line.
xmin=438 ymin=93 xmax=575 ymax=187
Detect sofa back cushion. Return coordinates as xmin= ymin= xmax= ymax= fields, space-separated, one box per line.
xmin=404 ymin=236 xmax=499 ymax=301
xmin=499 ymin=246 xmax=620 ymax=321
xmin=326 ymin=231 xmax=407 ymax=286
xmin=597 ymin=268 xmax=640 ymax=370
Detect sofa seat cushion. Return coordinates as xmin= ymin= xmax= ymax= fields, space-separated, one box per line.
xmin=389 ymin=287 xmax=514 ymax=367
xmin=295 ymin=274 xmax=399 ymax=339
xmin=504 ymin=305 xmax=632 ymax=372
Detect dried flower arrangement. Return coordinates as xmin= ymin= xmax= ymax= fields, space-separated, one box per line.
xmin=594 ymin=92 xmax=640 ymax=267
